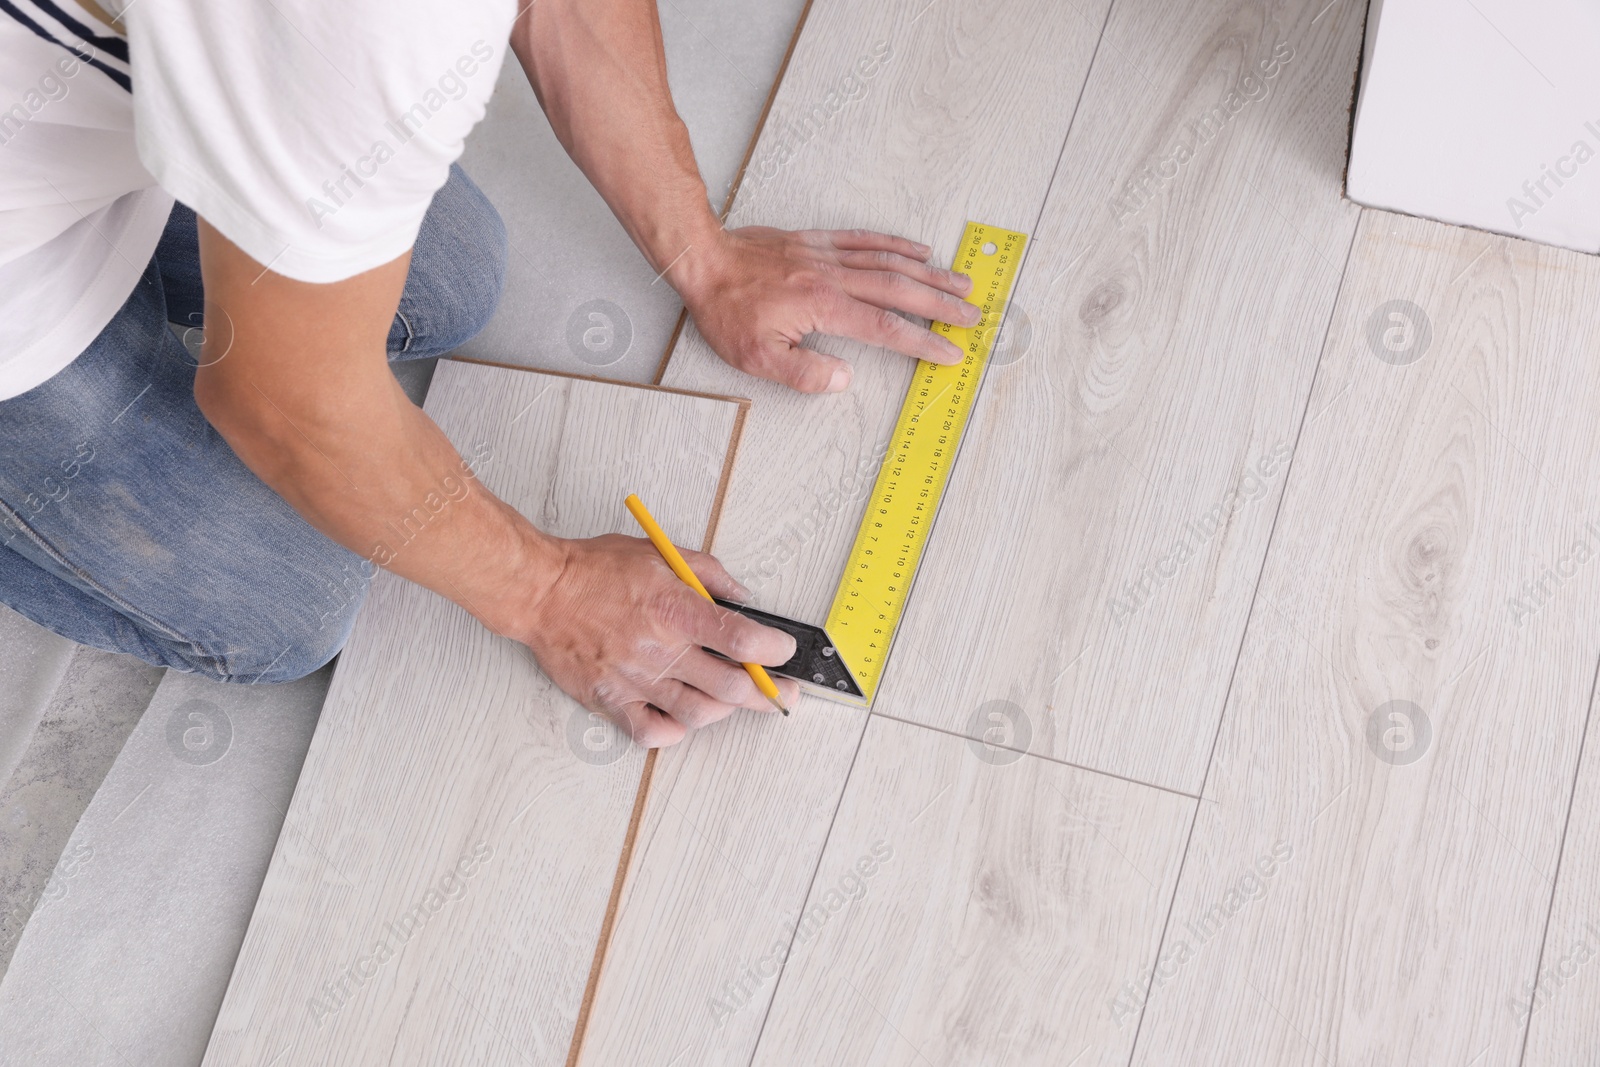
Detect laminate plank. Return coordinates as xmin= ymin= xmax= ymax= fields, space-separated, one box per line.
xmin=1130 ymin=212 xmax=1600 ymax=1065
xmin=582 ymin=1 xmax=1113 ymax=1061
xmin=1520 ymin=670 xmax=1600 ymax=1064
xmin=749 ymin=715 xmax=1192 ymax=1067
xmin=874 ymin=0 xmax=1367 ymax=795
xmin=201 ymin=361 xmax=743 ymax=1066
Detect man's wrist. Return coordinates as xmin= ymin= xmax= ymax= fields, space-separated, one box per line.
xmin=650 ymin=210 xmax=728 ymax=309
xmin=470 ymin=520 xmax=570 ymax=643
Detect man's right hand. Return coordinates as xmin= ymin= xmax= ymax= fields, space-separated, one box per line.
xmin=194 ymin=221 xmax=795 ymax=749
xmin=515 ymin=533 xmax=801 ymax=747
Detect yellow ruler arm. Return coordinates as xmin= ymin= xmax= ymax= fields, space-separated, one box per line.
xmin=824 ymin=221 xmax=1028 ymax=703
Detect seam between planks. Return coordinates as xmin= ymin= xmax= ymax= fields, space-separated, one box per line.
xmin=565 ymin=749 xmax=659 ymax=1067
xmin=870 ymin=710 xmax=1203 ymax=801
xmin=445 ymin=354 xmax=752 ymax=408
xmin=1121 ymin=212 xmax=1364 ymax=1066
xmin=741 ymin=712 xmax=874 ymax=1067
xmin=1514 ymin=652 xmax=1600 ymax=1067
xmin=1010 ymin=0 xmax=1116 ymax=269
xmin=561 ymin=387 xmax=755 ymax=1067
xmin=735 ymin=2 xmax=1121 ymax=1060
xmin=651 ymin=0 xmax=821 ymax=387
xmin=707 ymin=401 xmax=752 ymax=555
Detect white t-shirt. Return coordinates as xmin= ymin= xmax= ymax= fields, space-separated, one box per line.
xmin=0 ymin=0 xmax=514 ymax=400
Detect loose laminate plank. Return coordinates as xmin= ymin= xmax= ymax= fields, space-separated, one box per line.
xmin=1131 ymin=212 xmax=1600 ymax=1065
xmin=582 ymin=0 xmax=1113 ymax=1062
xmin=750 ymin=715 xmax=1192 ymax=1067
xmin=874 ymin=0 xmax=1367 ymax=795
xmin=201 ymin=361 xmax=743 ymax=1066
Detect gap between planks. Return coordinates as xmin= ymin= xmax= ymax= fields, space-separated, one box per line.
xmin=566 ymin=2 xmax=818 ymax=1061
xmin=563 ymin=393 xmax=752 ymax=1067
xmin=1516 ymin=653 xmax=1600 ymax=1067
xmin=649 ymin=0 xmax=820 ymax=387
xmin=568 ymin=0 xmax=1192 ymax=1058
xmin=870 ymin=711 xmax=1204 ymax=803
xmin=1120 ymin=212 xmax=1362 ymax=1062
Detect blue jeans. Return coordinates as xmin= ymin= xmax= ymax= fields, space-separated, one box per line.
xmin=0 ymin=165 xmax=507 ymax=683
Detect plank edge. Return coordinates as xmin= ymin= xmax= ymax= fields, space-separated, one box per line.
xmin=562 ymin=369 xmax=752 ymax=1067
xmin=650 ymin=0 xmax=819 ymax=386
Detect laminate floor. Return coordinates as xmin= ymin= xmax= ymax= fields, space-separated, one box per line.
xmin=874 ymin=0 xmax=1366 ymax=795
xmin=588 ymin=0 xmax=1600 ymax=1063
xmin=750 ymin=715 xmax=1191 ymax=1067
xmin=583 ymin=0 xmax=1120 ymax=1063
xmin=1128 ymin=211 xmax=1600 ymax=1066
xmin=200 ymin=363 xmax=745 ymax=1066
xmin=202 ymin=0 xmax=1600 ymax=1063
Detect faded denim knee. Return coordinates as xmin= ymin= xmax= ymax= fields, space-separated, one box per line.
xmin=390 ymin=164 xmax=508 ymax=359
xmin=177 ymin=553 xmax=374 ymax=684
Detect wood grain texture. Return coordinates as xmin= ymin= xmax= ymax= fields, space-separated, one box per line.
xmin=659 ymin=0 xmax=1112 ymax=622
xmin=581 ymin=1 xmax=1114 ymax=1062
xmin=1521 ymin=671 xmax=1600 ymax=1064
xmin=201 ymin=361 xmax=743 ymax=1066
xmin=874 ymin=0 xmax=1366 ymax=795
xmin=750 ymin=715 xmax=1192 ymax=1067
xmin=1130 ymin=212 xmax=1600 ymax=1065
xmin=579 ymin=695 xmax=864 ymax=1065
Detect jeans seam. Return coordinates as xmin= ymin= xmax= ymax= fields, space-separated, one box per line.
xmin=0 ymin=496 xmax=233 ymax=675
xmin=395 ymin=309 xmax=415 ymax=354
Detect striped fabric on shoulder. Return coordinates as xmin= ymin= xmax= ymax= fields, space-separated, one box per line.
xmin=0 ymin=0 xmax=131 ymax=91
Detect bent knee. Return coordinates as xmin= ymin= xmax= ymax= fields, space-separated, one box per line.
xmin=224 ymin=609 xmax=358 ymax=683
xmin=170 ymin=569 xmax=370 ymax=685
xmin=395 ymin=165 xmax=508 ymax=357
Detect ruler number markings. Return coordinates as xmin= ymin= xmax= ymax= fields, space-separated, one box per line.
xmin=825 ymin=222 xmax=1027 ymax=701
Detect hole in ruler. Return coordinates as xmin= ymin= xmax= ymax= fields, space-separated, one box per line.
xmin=981 ymin=241 xmax=997 ymax=255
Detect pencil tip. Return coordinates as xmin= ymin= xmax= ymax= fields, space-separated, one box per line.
xmin=772 ymin=696 xmax=791 ymax=716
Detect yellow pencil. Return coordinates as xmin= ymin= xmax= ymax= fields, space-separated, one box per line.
xmin=624 ymin=494 xmax=790 ymax=716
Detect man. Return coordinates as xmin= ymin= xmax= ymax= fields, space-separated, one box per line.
xmin=0 ymin=0 xmax=979 ymax=746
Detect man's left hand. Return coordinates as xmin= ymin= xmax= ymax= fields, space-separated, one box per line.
xmin=675 ymin=226 xmax=983 ymax=394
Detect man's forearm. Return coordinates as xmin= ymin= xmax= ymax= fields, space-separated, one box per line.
xmin=212 ymin=379 xmax=560 ymax=638
xmin=190 ymin=218 xmax=800 ymax=743
xmin=511 ymin=0 xmax=722 ymax=291
xmin=509 ymin=6 xmax=981 ymax=397
xmin=193 ymin=223 xmax=563 ymax=642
